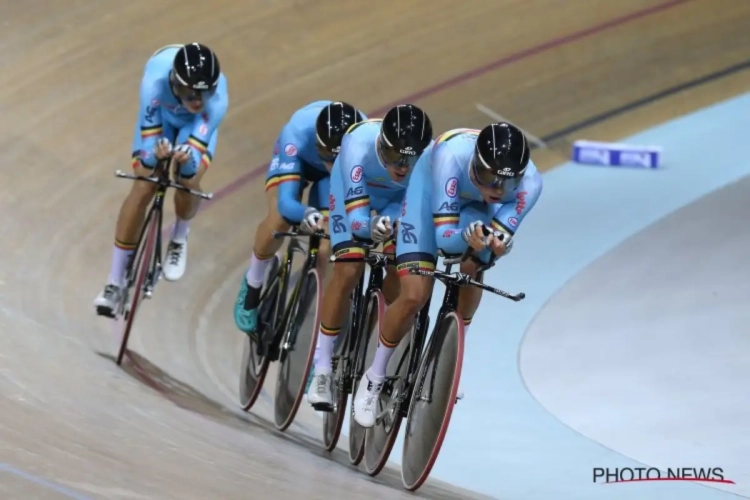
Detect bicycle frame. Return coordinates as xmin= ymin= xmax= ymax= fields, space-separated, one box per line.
xmin=333 ymin=247 xmax=391 ymax=394
xmin=116 ymin=158 xmax=213 ymax=299
xmin=262 ymin=230 xmax=327 ymax=361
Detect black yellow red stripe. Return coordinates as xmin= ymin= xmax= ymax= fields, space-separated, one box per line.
xmin=140 ymin=126 xmax=162 ymax=138
xmin=433 ymin=213 xmax=460 ymax=227
xmin=382 ymin=238 xmax=396 ymax=255
xmin=187 ymin=135 xmax=208 ymax=154
xmin=491 ymin=217 xmax=514 ymax=235
xmin=265 ymin=174 xmax=302 ymax=191
xmin=378 ymin=332 xmax=398 ymax=348
xmin=320 ymin=324 xmax=341 ymax=337
xmin=333 ymin=245 xmax=366 ymax=261
xmin=396 ymin=260 xmax=436 ymax=277
xmin=320 ymin=209 xmax=330 ymax=222
xmin=115 ymin=239 xmax=137 ymax=251
xmin=131 ymin=153 xmax=141 ymax=169
xmin=345 ymin=195 xmax=369 ymax=213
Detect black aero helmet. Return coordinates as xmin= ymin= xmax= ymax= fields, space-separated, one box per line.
xmin=378 ymin=104 xmax=433 ymax=167
xmin=472 ymin=122 xmax=530 ymax=189
xmin=172 ymin=43 xmax=220 ymax=94
xmin=315 ymin=101 xmax=363 ymax=161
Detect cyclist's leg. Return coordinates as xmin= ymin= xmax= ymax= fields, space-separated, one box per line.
xmin=307 ymin=163 xmax=366 ymax=408
xmin=234 ymin=142 xmax=303 ymax=335
xmin=353 ymin=156 xmax=437 ymax=427
xmin=162 ymin=124 xmax=218 ymax=281
xmin=455 ymin=202 xmax=493 ymax=335
xmin=94 ymin=118 xmax=176 ymax=315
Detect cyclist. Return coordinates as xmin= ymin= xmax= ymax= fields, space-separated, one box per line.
xmin=306 ymin=104 xmax=434 ymax=411
xmin=352 ymin=122 xmax=543 ymax=427
xmin=94 ymin=43 xmax=228 ymax=317
xmin=233 ymin=101 xmax=366 ymax=336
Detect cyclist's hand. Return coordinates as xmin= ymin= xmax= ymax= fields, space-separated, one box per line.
xmin=154 ymin=138 xmax=173 ymax=160
xmin=463 ymin=221 xmax=489 ymax=251
xmin=300 ymin=207 xmax=324 ymax=234
xmin=487 ymin=230 xmax=513 ymax=256
xmin=371 ymin=215 xmax=392 ymax=242
xmin=172 ymin=144 xmax=191 ymax=165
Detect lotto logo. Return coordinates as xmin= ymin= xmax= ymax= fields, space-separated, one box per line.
xmin=445 ymin=177 xmax=458 ymax=197
xmin=284 ymin=143 xmax=298 ymax=157
xmin=351 ymin=165 xmax=364 ymax=182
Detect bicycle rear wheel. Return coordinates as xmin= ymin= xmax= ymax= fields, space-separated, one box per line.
xmin=116 ymin=210 xmax=159 ymax=366
xmin=347 ymin=290 xmax=384 ymax=465
xmin=274 ymin=267 xmax=322 ymax=431
xmin=239 ymin=256 xmax=281 ymax=411
xmin=400 ymin=311 xmax=465 ymax=491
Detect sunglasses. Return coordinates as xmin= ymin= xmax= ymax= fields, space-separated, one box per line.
xmin=315 ymin=141 xmax=338 ymax=163
xmin=471 ymin=155 xmax=522 ymax=190
xmin=377 ymin=135 xmax=419 ymax=169
xmin=172 ymin=83 xmax=215 ymax=102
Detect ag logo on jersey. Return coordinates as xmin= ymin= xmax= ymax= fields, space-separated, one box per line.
xmin=508 ymin=217 xmax=519 ymax=227
xmin=351 ymin=165 xmax=364 ymax=183
xmin=445 ymin=177 xmax=458 ymax=197
xmin=284 ymin=144 xmax=298 ymax=157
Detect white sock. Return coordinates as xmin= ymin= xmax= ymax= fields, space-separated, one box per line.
xmin=314 ymin=325 xmax=341 ymax=373
xmin=172 ymin=217 xmax=191 ymax=242
xmin=370 ymin=338 xmax=396 ymax=380
xmin=245 ymin=252 xmax=274 ymax=288
xmin=108 ymin=245 xmax=134 ymax=287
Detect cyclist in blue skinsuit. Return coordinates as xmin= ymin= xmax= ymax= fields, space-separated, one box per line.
xmin=352 ymin=122 xmax=544 ymax=427
xmin=233 ymin=101 xmax=366 ymax=336
xmin=94 ymin=43 xmax=228 ymax=318
xmin=306 ymin=104 xmax=434 ymax=411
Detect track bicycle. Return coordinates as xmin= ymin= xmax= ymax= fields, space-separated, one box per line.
xmin=361 ymin=241 xmax=526 ymax=489
xmin=109 ymin=157 xmax=213 ymax=366
xmin=318 ymin=243 xmax=394 ymax=463
xmin=239 ymin=227 xmax=330 ymax=431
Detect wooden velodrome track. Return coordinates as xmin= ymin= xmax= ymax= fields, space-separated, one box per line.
xmin=1 ymin=0 xmax=749 ymax=498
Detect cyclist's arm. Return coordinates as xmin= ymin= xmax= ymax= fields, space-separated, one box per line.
xmin=274 ymin=125 xmax=308 ymax=224
xmin=134 ymin=74 xmax=165 ymax=169
xmin=338 ymin=134 xmax=371 ymax=241
xmin=431 ymin=148 xmax=465 ymax=255
xmin=183 ymin=75 xmax=228 ymax=176
xmin=489 ymin=165 xmax=543 ymax=237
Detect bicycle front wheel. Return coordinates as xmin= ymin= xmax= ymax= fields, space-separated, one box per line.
xmin=400 ymin=311 xmax=465 ymax=491
xmin=274 ymin=267 xmax=322 ymax=431
xmin=116 ymin=209 xmax=160 ymax=366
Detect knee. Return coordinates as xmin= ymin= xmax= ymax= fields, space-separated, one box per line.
xmin=459 ymin=258 xmax=482 ymax=279
xmin=397 ymin=280 xmax=431 ymax=316
xmin=265 ymin=209 xmax=291 ymax=232
xmin=128 ymin=178 xmax=158 ymax=206
xmin=331 ymin=261 xmax=365 ymax=289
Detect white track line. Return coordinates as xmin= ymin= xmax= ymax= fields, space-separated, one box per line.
xmin=475 ymin=102 xmax=548 ymax=149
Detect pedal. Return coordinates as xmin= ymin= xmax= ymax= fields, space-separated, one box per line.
xmin=311 ymin=401 xmax=334 ymax=412
xmin=96 ymin=306 xmax=116 ymax=319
